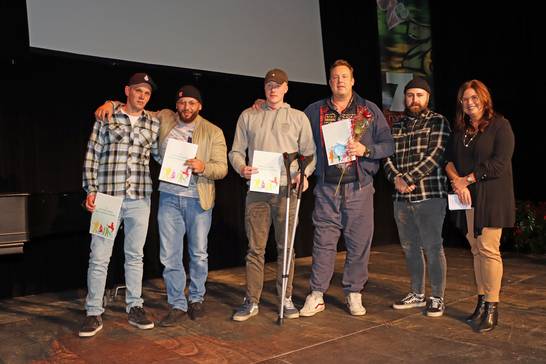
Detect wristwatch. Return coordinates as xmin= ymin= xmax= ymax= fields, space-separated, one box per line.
xmin=363 ymin=145 xmax=371 ymax=158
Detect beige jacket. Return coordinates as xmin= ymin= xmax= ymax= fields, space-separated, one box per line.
xmin=157 ymin=109 xmax=228 ymax=210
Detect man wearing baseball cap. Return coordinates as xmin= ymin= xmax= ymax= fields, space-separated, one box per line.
xmin=93 ymin=84 xmax=227 ymax=325
xmin=384 ymin=77 xmax=451 ymax=317
xmin=229 ymin=68 xmax=316 ymax=321
xmin=80 ymin=73 xmax=160 ymax=337
xmin=155 ymin=85 xmax=227 ymax=325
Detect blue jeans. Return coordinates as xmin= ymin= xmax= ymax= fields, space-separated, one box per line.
xmin=85 ymin=197 xmax=151 ymax=316
xmin=393 ymin=198 xmax=447 ymax=298
xmin=158 ymin=192 xmax=211 ymax=311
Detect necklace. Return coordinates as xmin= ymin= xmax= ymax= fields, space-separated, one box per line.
xmin=463 ymin=130 xmax=478 ymax=147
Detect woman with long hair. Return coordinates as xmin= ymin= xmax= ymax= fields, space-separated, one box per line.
xmin=445 ymin=80 xmax=515 ymax=332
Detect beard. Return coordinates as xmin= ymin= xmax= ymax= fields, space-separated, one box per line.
xmin=405 ymin=104 xmax=427 ymax=117
xmin=179 ymin=110 xmax=199 ymax=123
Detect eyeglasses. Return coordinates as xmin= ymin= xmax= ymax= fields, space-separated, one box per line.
xmin=459 ymin=95 xmax=480 ymax=104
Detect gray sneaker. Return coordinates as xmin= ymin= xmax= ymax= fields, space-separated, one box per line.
xmin=128 ymin=306 xmax=155 ymax=329
xmin=282 ymin=297 xmax=300 ymax=319
xmin=79 ymin=315 xmax=103 ymax=337
xmin=233 ymin=298 xmax=259 ymax=322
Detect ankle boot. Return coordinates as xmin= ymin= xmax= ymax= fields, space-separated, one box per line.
xmin=474 ymin=302 xmax=498 ymax=333
xmin=465 ymin=295 xmax=485 ymax=325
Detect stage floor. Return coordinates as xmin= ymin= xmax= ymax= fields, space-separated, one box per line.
xmin=1 ymin=244 xmax=545 ymax=363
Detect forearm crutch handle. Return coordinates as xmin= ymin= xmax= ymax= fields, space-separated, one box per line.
xmin=295 ymin=154 xmax=314 ymax=197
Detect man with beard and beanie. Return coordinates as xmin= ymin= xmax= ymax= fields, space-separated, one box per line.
xmin=94 ymin=85 xmax=228 ymax=325
xmin=383 ymin=77 xmax=451 ymax=317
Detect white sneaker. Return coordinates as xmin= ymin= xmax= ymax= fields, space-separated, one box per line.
xmin=299 ymin=291 xmax=325 ymax=317
xmin=282 ymin=297 xmax=300 ymax=319
xmin=346 ymin=292 xmax=366 ymax=316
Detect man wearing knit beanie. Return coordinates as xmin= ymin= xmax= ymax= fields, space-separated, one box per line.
xmin=155 ymin=84 xmax=227 ymax=324
xmin=384 ymin=77 xmax=451 ymax=317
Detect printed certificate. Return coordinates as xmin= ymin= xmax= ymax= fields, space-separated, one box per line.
xmin=159 ymin=139 xmax=198 ymax=187
xmin=250 ymin=150 xmax=283 ymax=194
xmin=448 ymin=193 xmax=472 ymax=210
xmin=90 ymin=193 xmax=123 ymax=240
xmin=321 ymin=119 xmax=356 ymax=166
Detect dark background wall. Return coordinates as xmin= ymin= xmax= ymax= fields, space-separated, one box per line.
xmin=0 ymin=1 xmax=543 ymax=298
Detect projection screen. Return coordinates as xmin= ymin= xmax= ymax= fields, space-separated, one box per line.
xmin=26 ymin=0 xmax=326 ymax=85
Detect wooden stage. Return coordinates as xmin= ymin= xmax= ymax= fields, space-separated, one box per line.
xmin=1 ymin=244 xmax=545 ymax=363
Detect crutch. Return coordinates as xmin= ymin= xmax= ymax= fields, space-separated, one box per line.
xmin=278 ymin=152 xmax=314 ymax=325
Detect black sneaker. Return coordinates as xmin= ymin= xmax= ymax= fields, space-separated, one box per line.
xmin=392 ymin=292 xmax=426 ymax=310
xmin=79 ymin=315 xmax=103 ymax=337
xmin=188 ymin=302 xmax=205 ymax=321
xmin=158 ymin=308 xmax=187 ymax=327
xmin=426 ymin=296 xmax=445 ymax=317
xmin=128 ymin=306 xmax=155 ymax=329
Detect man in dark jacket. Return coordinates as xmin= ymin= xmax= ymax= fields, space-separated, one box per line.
xmin=299 ymin=60 xmax=394 ymax=317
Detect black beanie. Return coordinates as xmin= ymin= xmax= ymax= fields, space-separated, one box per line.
xmin=176 ymin=85 xmax=202 ymax=104
xmin=404 ymin=77 xmax=431 ymax=94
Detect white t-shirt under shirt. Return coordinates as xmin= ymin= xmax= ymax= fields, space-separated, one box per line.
xmin=127 ymin=114 xmax=139 ymax=128
xmin=158 ymin=121 xmax=199 ymax=198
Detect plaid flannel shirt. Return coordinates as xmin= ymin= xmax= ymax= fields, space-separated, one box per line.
xmin=83 ymin=106 xmax=160 ymax=199
xmin=383 ymin=110 xmax=451 ymax=202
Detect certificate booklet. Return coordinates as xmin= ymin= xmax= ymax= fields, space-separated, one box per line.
xmin=321 ymin=119 xmax=356 ymax=166
xmin=159 ymin=139 xmax=198 ymax=187
xmin=90 ymin=193 xmax=123 ymax=240
xmin=448 ymin=193 xmax=472 ymax=210
xmin=250 ymin=150 xmax=282 ymax=194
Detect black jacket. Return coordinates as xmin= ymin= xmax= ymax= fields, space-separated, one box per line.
xmin=446 ymin=115 xmax=515 ymax=236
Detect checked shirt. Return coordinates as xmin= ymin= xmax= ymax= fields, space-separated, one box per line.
xmin=384 ymin=110 xmax=451 ymax=202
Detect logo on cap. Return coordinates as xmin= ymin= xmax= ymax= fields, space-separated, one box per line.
xmin=265 ymin=68 xmax=288 ymax=85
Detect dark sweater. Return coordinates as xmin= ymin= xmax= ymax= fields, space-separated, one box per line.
xmin=446 ymin=115 xmax=515 ymax=235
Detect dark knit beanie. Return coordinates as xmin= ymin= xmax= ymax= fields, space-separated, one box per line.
xmin=175 ymin=85 xmax=202 ymax=104
xmin=404 ymin=77 xmax=431 ymax=94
